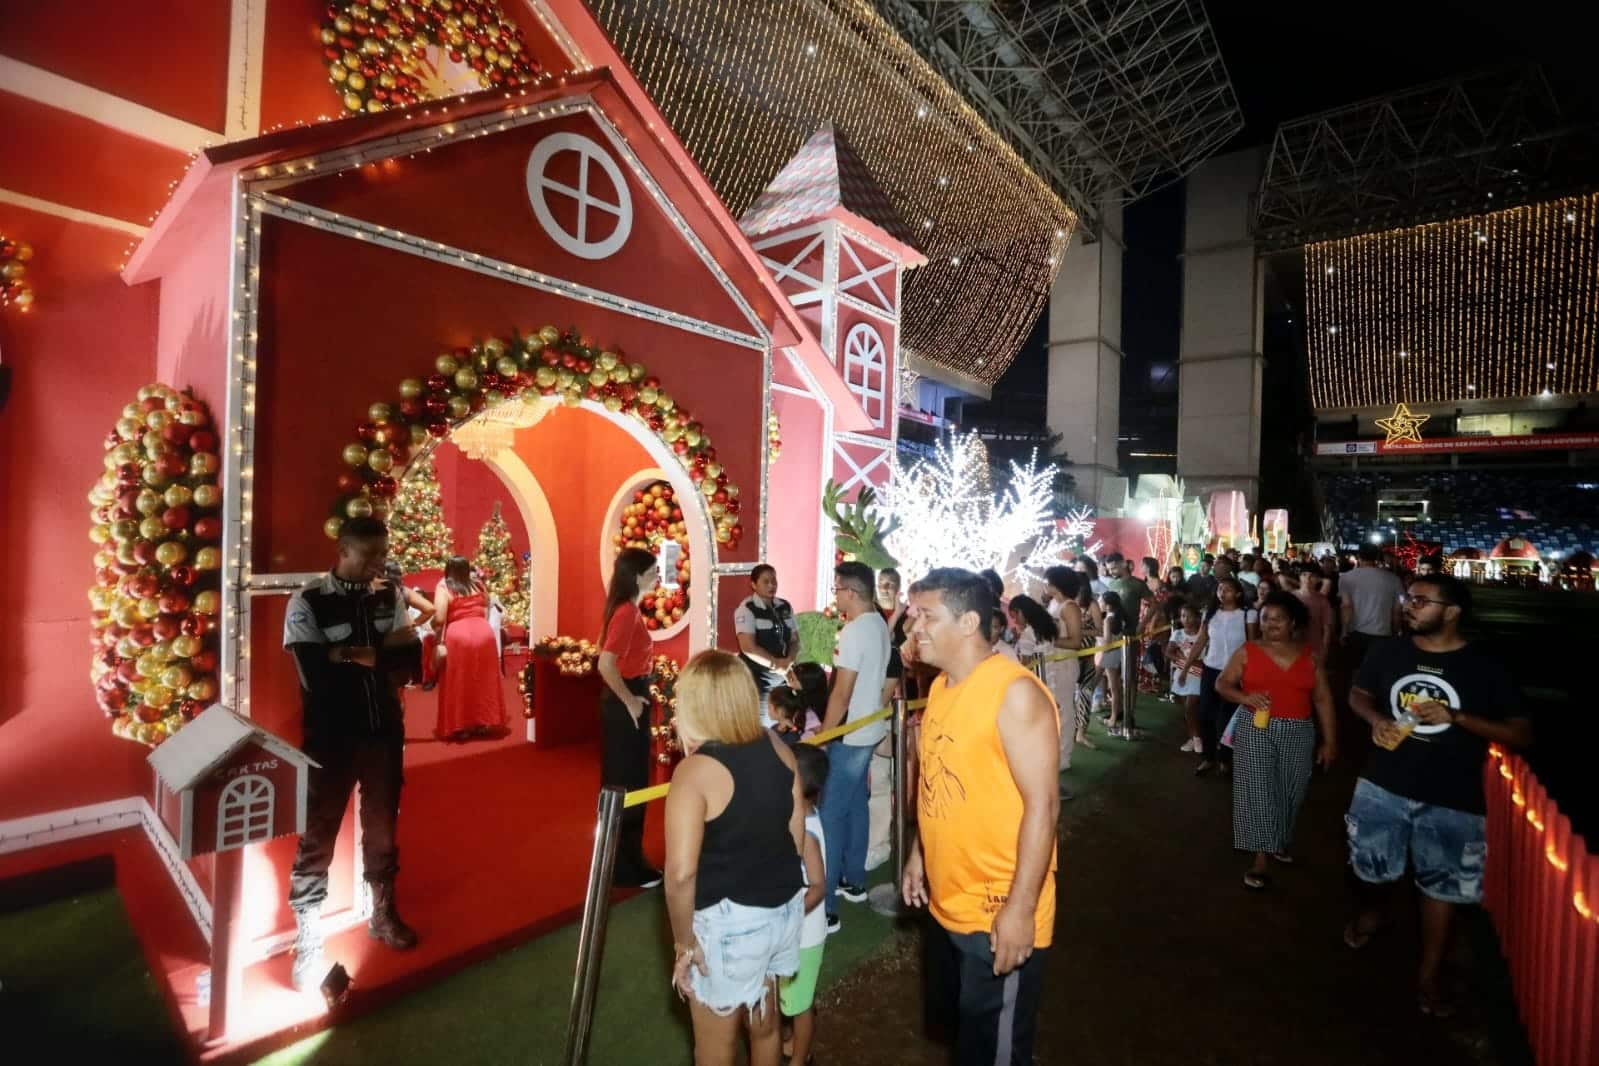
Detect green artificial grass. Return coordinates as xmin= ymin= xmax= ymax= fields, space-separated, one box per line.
xmin=795 ymin=612 xmax=839 ymax=666
xmin=0 ymin=888 xmax=184 ymax=1059
xmin=259 ymin=694 xmax=1177 ymax=1065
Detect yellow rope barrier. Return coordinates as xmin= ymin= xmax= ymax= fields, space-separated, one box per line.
xmin=621 ymin=697 xmax=930 ymax=808
xmin=1040 ymin=624 xmax=1171 ymax=663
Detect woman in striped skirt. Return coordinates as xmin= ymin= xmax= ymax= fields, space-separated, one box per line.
xmin=1215 ymin=590 xmax=1338 ymax=891
xmin=1044 ymin=567 xmax=1099 ymax=753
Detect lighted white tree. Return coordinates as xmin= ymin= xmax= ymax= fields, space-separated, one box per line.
xmin=884 ymin=432 xmax=1074 ymax=591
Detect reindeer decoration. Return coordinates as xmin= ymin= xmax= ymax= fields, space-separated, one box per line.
xmin=821 ymin=480 xmax=900 ymax=571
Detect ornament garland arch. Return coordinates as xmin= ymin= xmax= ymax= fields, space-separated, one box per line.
xmin=328 ymin=326 xmax=746 ymax=554
xmin=319 ymin=0 xmax=541 ymax=115
xmin=88 ymin=384 xmax=225 ymax=746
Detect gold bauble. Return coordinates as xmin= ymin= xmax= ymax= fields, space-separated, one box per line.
xmin=495 ymin=356 xmax=518 ymax=377
xmin=112 ymin=442 xmax=141 ymax=465
xmin=710 ymin=502 xmax=727 ymax=518
xmin=705 ymin=461 xmax=722 ymax=479
xmin=534 ymin=366 xmax=557 ymax=388
xmin=342 ymin=443 xmax=369 ymax=467
xmin=164 ymin=484 xmax=194 ymax=508
xmin=369 ymin=402 xmax=393 ymax=423
xmin=454 ymin=368 xmax=479 ymax=391
xmin=685 ymin=430 xmax=703 ymax=447
xmin=324 ymin=516 xmax=346 ymax=540
xmin=144 ymin=685 xmax=176 ymax=710
xmin=656 ymin=393 xmax=675 ymax=412
xmin=716 ymin=528 xmax=732 ymax=544
xmin=116 ymin=416 xmax=143 ymax=440
xmin=609 ymin=367 xmax=629 ymax=384
xmin=137 ymin=597 xmax=163 ymax=621
xmin=484 ymin=337 xmax=507 ymax=357
xmin=435 ymin=353 xmax=460 ymax=376
xmin=538 ymin=325 xmax=560 ymax=344
xmin=155 ymin=541 xmax=187 ymax=567
xmin=398 ymin=377 xmax=423 ymax=399
xmin=587 ymin=369 xmax=608 ymax=388
xmin=555 ymin=368 xmax=575 ymax=388
xmin=190 ymin=452 xmax=219 ymax=478
xmin=122 ymin=403 xmax=142 ymax=421
xmin=409 ymin=424 xmax=428 ymax=448
xmin=604 ymin=395 xmax=624 ymax=412
xmin=367 ymin=449 xmax=394 ymax=474
xmin=136 ymin=651 xmax=166 ymax=678
xmin=726 ymin=485 xmax=740 ymax=500
xmin=193 ymin=484 xmax=222 ymax=509
xmin=639 ymin=386 xmax=659 ymax=405
xmin=596 ymin=351 xmax=618 ymax=372
xmin=700 ymin=480 xmax=717 ymax=498
xmin=136 ymin=489 xmax=163 ymax=515
xmin=145 ymin=409 xmax=172 ymax=432
xmin=192 ymin=591 xmax=219 ymax=615
xmin=629 ymin=362 xmax=647 ymax=382
xmin=187 ymin=678 xmax=217 ymax=702
xmin=446 ymin=396 xmax=471 ymax=420
xmin=346 ymin=495 xmax=375 ymax=519
xmin=161 ymin=665 xmax=193 ymax=691
xmin=663 ymin=424 xmax=683 ymax=443
xmin=89 ymin=523 xmax=111 ymax=545
xmin=172 ymin=635 xmax=201 ymax=659
xmin=114 ymin=602 xmax=142 ymax=629
xmin=343 ymin=91 xmax=363 ymax=112
xmin=370 ymin=498 xmax=390 ymax=521
xmin=365 ymin=98 xmax=384 ymax=114
xmin=561 ymin=388 xmax=583 ymax=408
xmin=483 ymin=389 xmax=507 ymax=408
xmin=139 ymin=516 xmax=167 ymax=540
xmin=112 ymin=518 xmax=139 ymax=542
xmin=348 ymin=72 xmax=368 ymax=92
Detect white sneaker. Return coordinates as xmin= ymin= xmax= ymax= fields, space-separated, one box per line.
xmin=1180 ymin=738 xmax=1198 ymax=753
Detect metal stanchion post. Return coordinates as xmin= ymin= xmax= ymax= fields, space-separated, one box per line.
xmin=564 ymin=786 xmax=624 ymax=1066
xmin=869 ymin=695 xmax=909 ymax=917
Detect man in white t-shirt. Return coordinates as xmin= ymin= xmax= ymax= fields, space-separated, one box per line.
xmin=819 ymin=561 xmax=891 ymax=931
xmin=1340 ymin=544 xmax=1405 ymax=665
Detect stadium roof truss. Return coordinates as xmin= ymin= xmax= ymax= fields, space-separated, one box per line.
xmin=873 ymin=0 xmax=1244 ymax=238
xmin=1255 ymin=65 xmax=1599 ymax=252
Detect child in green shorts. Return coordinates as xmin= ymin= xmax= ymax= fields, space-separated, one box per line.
xmin=781 ymin=744 xmax=829 ymax=1066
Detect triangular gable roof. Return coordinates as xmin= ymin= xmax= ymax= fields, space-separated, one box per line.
xmin=123 ymin=69 xmax=869 ymax=432
xmin=741 ymin=125 xmax=926 ymax=266
xmin=147 ymin=704 xmax=315 ymax=792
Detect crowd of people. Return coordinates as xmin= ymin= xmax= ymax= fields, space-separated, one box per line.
xmin=280 ymin=517 xmax=1531 ymax=1061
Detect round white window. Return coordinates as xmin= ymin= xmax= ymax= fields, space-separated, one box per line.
xmin=525 ymin=132 xmax=634 ymax=260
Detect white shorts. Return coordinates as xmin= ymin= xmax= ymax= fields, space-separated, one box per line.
xmin=690 ymin=890 xmax=804 ymax=1016
xmin=1171 ymin=669 xmax=1201 ymax=697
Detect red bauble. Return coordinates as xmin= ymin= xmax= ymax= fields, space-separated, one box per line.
xmin=193 ymin=517 xmax=222 ymax=541
xmin=370 ymin=475 xmax=398 ymax=498
xmin=399 ymin=398 xmax=424 ymax=419
xmin=161 ymin=504 xmax=192 ymax=530
xmin=336 ymin=470 xmax=364 ymax=494
xmin=140 ymin=396 xmax=164 ymax=414
xmin=129 ymin=625 xmax=156 ymax=648
xmin=177 ymin=699 xmax=202 ymax=720
xmin=426 ymin=373 xmax=449 ymax=391
xmin=158 ymin=590 xmax=190 ymax=615
xmin=189 ymin=429 xmax=219 ymax=453
xmin=190 ymin=650 xmax=218 ymax=673
xmin=426 ymin=418 xmax=449 ymax=438
xmin=168 ymin=564 xmax=197 ymax=587
xmin=156 ymin=453 xmax=188 ymax=479
xmin=100 ymin=688 xmax=129 ymax=712
xmin=689 ymin=468 xmax=704 ymax=483
xmin=162 ymin=422 xmax=193 ymax=446
xmin=132 ymin=540 xmax=158 ymax=565
xmin=713 ymin=490 xmax=728 ymax=504
xmin=541 ymin=349 xmax=560 ymax=367
xmin=128 ymin=572 xmax=161 ymax=599
xmin=180 ymin=615 xmax=210 ymax=636
xmin=561 ymin=352 xmax=577 ymax=369
xmin=153 ymin=614 xmax=182 ymax=640
xmin=357 ymin=421 xmax=379 ymax=444
xmin=117 ymin=462 xmax=143 ymax=484
xmin=424 ymin=395 xmax=448 ymax=416
xmin=118 ymin=659 xmax=141 ymax=682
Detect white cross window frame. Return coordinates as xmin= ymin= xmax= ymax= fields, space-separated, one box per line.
xmin=525 ymin=132 xmax=634 ymax=260
xmin=217 ymin=774 xmax=275 ymax=851
xmin=842 ymin=323 xmax=887 ymax=427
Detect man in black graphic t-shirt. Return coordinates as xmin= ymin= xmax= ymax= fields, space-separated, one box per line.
xmin=1341 ymin=574 xmax=1531 ymax=1017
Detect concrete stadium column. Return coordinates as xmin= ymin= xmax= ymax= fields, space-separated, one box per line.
xmin=1178 ymin=148 xmax=1265 ymax=509
xmin=1046 ymin=204 xmax=1123 ymax=510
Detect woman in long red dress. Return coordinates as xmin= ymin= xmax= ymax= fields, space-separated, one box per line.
xmin=431 ymin=556 xmax=508 ymax=741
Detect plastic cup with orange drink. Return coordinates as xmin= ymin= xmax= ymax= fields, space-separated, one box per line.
xmin=1376 ymin=710 xmax=1419 ymax=750
xmin=1252 ymin=696 xmax=1271 ymax=730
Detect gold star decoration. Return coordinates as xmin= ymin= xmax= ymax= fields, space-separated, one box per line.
xmin=1375 ymin=402 xmax=1430 ymax=445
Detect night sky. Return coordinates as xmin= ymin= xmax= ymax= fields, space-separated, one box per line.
xmin=980 ymin=1 xmax=1599 ymax=511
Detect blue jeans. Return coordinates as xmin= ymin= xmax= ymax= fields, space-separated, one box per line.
xmin=1345 ymin=778 xmax=1488 ymax=904
xmin=821 ymin=742 xmax=874 ymax=916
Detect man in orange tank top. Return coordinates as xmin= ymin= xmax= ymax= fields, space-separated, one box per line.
xmin=900 ymin=568 xmax=1061 ymax=1065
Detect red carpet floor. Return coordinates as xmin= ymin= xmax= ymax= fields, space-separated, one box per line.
xmin=3 ymin=671 xmax=664 ymax=1064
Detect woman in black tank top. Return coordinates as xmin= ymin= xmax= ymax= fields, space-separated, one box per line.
xmin=664 ymin=651 xmax=805 ymax=1065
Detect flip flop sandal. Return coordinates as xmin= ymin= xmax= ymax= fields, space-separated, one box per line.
xmin=1243 ymin=871 xmax=1270 ymax=891
xmin=1342 ymin=920 xmax=1379 ymax=951
xmin=1270 ymin=851 xmax=1295 ymax=865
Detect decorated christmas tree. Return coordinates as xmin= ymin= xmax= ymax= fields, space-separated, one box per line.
xmin=388 ymin=456 xmax=453 ymax=572
xmin=474 ymin=501 xmax=527 ymax=625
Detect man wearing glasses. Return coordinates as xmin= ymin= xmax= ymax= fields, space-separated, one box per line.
xmin=819 ymin=561 xmax=892 ymax=933
xmin=1341 ymin=573 xmax=1531 ymax=1017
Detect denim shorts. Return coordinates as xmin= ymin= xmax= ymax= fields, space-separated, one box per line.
xmin=1345 ymin=778 xmax=1488 ymax=904
xmin=690 ymin=890 xmax=804 ymax=1016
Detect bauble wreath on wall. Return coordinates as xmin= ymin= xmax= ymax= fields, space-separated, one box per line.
xmin=320 ymin=0 xmax=540 ymax=114
xmin=613 ymin=481 xmax=691 ymax=631
xmin=330 ymin=325 xmax=745 ymax=548
xmin=88 ymin=385 xmax=224 ymax=746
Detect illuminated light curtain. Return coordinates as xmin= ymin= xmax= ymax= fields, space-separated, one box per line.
xmin=584 ymin=0 xmax=1078 ymax=386
xmin=1305 ymin=192 xmax=1599 ymax=409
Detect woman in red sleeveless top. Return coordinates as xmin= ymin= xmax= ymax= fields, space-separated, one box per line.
xmin=431 ymin=556 xmax=508 ymax=741
xmin=1216 ymin=590 xmax=1337 ymax=890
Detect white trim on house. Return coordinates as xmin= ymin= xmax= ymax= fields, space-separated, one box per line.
xmin=0 ymin=187 xmax=150 ymax=237
xmin=0 ymin=55 xmax=221 ymax=152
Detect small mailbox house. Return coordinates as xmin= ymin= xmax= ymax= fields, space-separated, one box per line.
xmin=148 ymin=705 xmax=317 ymax=860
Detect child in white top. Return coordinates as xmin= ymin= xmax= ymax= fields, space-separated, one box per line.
xmin=780 ymin=745 xmax=829 ymax=1066
xmin=1166 ymin=602 xmax=1205 ymax=752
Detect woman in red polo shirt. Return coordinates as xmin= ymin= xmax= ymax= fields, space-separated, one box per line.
xmin=598 ymin=547 xmax=663 ymax=888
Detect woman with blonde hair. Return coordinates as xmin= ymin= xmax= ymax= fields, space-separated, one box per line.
xmin=665 ymin=650 xmax=805 ymax=1066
